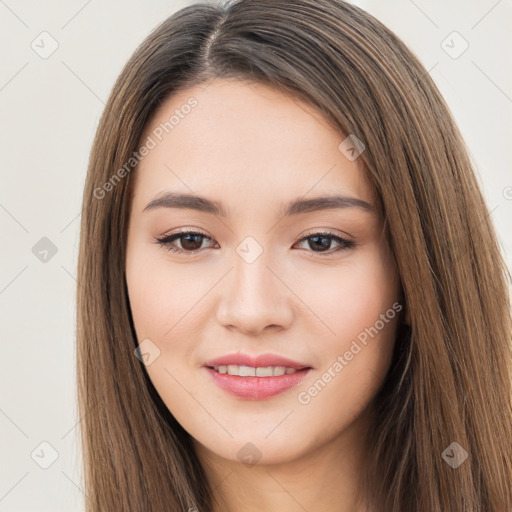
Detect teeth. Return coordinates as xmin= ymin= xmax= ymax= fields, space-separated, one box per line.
xmin=256 ymin=366 xmax=273 ymax=377
xmin=238 ymin=365 xmax=255 ymax=377
xmin=213 ymin=365 xmax=298 ymax=377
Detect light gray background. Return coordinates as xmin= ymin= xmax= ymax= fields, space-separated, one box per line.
xmin=0 ymin=1 xmax=510 ymax=510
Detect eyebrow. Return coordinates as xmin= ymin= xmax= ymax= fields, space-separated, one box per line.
xmin=143 ymin=192 xmax=374 ymax=217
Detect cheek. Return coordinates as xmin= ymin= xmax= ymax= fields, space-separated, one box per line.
xmin=294 ymin=248 xmax=400 ymax=426
xmin=125 ymin=242 xmax=214 ymax=393
xmin=297 ymin=247 xmax=399 ymax=354
xmin=126 ymin=242 xmax=204 ymax=341
xmin=294 ymin=247 xmax=400 ymax=389
xmin=125 ymin=248 xmax=208 ymax=413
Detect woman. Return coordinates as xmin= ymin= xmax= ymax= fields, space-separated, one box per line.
xmin=76 ymin=0 xmax=512 ymax=510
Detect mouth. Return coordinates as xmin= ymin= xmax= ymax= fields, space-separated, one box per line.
xmin=204 ymin=362 xmax=312 ymax=400
xmin=203 ymin=352 xmax=312 ymax=371
xmin=208 ymin=364 xmax=306 ymax=376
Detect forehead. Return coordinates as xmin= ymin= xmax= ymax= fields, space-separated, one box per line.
xmin=132 ymin=79 xmax=375 ymax=213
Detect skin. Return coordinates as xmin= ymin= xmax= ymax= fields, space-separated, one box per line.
xmin=125 ymin=78 xmax=402 ymax=512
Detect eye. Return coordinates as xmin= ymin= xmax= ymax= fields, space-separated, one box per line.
xmin=154 ymin=230 xmax=216 ymax=255
xmin=294 ymin=230 xmax=355 ymax=255
xmin=154 ymin=229 xmax=355 ymax=256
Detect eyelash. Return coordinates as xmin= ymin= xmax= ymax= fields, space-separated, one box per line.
xmin=153 ymin=229 xmax=356 ymax=257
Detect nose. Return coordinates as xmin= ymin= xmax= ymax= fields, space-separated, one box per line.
xmin=215 ymin=252 xmax=294 ymax=335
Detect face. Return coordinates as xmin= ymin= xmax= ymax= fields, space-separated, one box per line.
xmin=125 ymin=78 xmax=401 ymax=466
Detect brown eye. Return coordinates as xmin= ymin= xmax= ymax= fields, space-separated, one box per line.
xmin=295 ymin=231 xmax=355 ymax=255
xmin=176 ymin=233 xmax=205 ymax=251
xmin=154 ymin=229 xmax=355 ymax=257
xmin=155 ymin=231 xmax=215 ymax=255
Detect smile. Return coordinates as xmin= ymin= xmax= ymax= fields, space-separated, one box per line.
xmin=211 ymin=364 xmax=298 ymax=377
xmin=205 ymin=366 xmax=311 ymax=400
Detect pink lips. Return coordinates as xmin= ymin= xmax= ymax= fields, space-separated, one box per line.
xmin=204 ymin=352 xmax=310 ymax=370
xmin=203 ymin=352 xmax=312 ymax=400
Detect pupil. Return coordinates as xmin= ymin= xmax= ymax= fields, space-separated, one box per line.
xmin=310 ymin=236 xmax=330 ymax=251
xmin=182 ymin=234 xmax=203 ymax=250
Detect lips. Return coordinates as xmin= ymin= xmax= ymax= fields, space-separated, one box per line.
xmin=203 ymin=352 xmax=312 ymax=370
xmin=203 ymin=352 xmax=313 ymax=400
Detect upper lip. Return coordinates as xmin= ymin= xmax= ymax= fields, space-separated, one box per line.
xmin=204 ymin=352 xmax=312 ymax=370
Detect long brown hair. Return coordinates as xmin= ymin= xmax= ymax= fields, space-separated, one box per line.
xmin=76 ymin=0 xmax=512 ymax=510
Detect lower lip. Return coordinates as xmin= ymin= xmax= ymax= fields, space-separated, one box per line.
xmin=204 ymin=367 xmax=311 ymax=400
